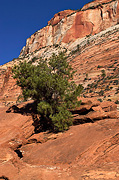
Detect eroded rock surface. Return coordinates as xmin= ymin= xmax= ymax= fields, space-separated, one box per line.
xmin=0 ymin=98 xmax=119 ymax=179
xmin=73 ymin=98 xmax=118 ymax=122
xmin=0 ymin=67 xmax=21 ymax=107
xmin=0 ymin=1 xmax=119 ymax=106
xmin=20 ymin=0 xmax=119 ymax=56
xmin=0 ymin=0 xmax=119 ymax=179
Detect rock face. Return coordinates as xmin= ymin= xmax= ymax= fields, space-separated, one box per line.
xmin=48 ymin=10 xmax=75 ymax=26
xmin=20 ymin=0 xmax=119 ymax=56
xmin=0 ymin=67 xmax=21 ymax=107
xmin=0 ymin=0 xmax=119 ymax=106
xmin=0 ymin=1 xmax=119 ymax=178
xmin=70 ymin=23 xmax=119 ymax=102
xmin=0 ymin=98 xmax=119 ymax=179
xmin=72 ymin=97 xmax=118 ymax=122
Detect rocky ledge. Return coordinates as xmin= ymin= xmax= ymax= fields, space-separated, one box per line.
xmin=0 ymin=98 xmax=118 ymax=179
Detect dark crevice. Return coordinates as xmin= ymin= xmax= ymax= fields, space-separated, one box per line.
xmin=100 ymin=9 xmax=103 ymax=20
xmin=73 ymin=118 xmax=94 ymax=125
xmin=6 ymin=102 xmax=53 ymax=133
xmin=16 ymin=144 xmax=22 ymax=149
xmin=6 ymin=101 xmax=38 ymax=115
xmin=71 ymin=108 xmax=94 ymax=115
xmin=0 ymin=176 xmax=9 ymax=180
xmin=27 ymin=139 xmax=38 ymax=144
xmin=14 ymin=149 xmax=23 ymax=158
xmin=73 ymin=115 xmax=113 ymax=126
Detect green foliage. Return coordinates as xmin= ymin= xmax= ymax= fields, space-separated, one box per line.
xmin=53 ymin=44 xmax=59 ymax=48
xmin=12 ymin=58 xmax=16 ymax=61
xmin=113 ymin=80 xmax=118 ymax=85
xmin=50 ymin=107 xmax=73 ymax=132
xmin=108 ymin=64 xmax=114 ymax=68
xmin=12 ymin=52 xmax=83 ymax=132
xmin=115 ymin=100 xmax=119 ymax=104
xmin=101 ymin=69 xmax=106 ymax=78
xmin=84 ymin=73 xmax=88 ymax=81
xmin=37 ymin=101 xmax=53 ymax=116
xmin=107 ymin=99 xmax=112 ymax=101
xmin=99 ymin=89 xmax=104 ymax=96
xmin=31 ymin=57 xmax=38 ymax=62
xmin=97 ymin=98 xmax=103 ymax=102
xmin=97 ymin=65 xmax=103 ymax=68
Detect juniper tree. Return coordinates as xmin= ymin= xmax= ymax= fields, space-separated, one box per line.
xmin=12 ymin=52 xmax=83 ymax=132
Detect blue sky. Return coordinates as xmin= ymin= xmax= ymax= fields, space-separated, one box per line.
xmin=0 ymin=0 xmax=91 ymax=65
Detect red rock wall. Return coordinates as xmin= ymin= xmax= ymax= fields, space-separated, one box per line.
xmin=0 ymin=67 xmax=21 ymax=107
xmin=1 ymin=0 xmax=119 ymax=107
xmin=20 ymin=0 xmax=119 ymax=56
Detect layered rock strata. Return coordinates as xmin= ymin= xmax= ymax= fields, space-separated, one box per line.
xmin=0 ymin=0 xmax=119 ymax=107
xmin=20 ymin=0 xmax=119 ymax=57
xmin=0 ymin=67 xmax=21 ymax=107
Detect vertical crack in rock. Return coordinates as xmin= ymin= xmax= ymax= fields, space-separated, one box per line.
xmin=113 ymin=1 xmax=118 ymax=16
xmin=100 ymin=9 xmax=103 ymax=20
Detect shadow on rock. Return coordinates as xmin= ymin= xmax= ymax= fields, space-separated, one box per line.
xmin=6 ymin=101 xmax=53 ymax=134
xmin=0 ymin=176 xmax=9 ymax=180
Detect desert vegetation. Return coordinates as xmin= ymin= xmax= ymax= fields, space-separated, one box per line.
xmin=83 ymin=62 xmax=119 ymax=102
xmin=12 ymin=52 xmax=83 ymax=132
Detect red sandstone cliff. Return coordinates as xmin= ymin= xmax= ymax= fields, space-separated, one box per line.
xmin=20 ymin=0 xmax=119 ymax=56
xmin=0 ymin=67 xmax=21 ymax=107
xmin=0 ymin=0 xmax=119 ymax=107
xmin=0 ymin=0 xmax=119 ymax=179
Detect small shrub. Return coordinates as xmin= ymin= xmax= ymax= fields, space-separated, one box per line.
xmin=53 ymin=44 xmax=59 ymax=48
xmin=107 ymin=99 xmax=112 ymax=101
xmin=12 ymin=58 xmax=16 ymax=61
xmin=115 ymin=100 xmax=119 ymax=104
xmin=89 ymin=90 xmax=93 ymax=93
xmin=97 ymin=65 xmax=103 ymax=68
xmin=101 ymin=69 xmax=106 ymax=78
xmin=108 ymin=65 xmax=114 ymax=68
xmin=113 ymin=67 xmax=117 ymax=71
xmin=98 ymin=98 xmax=103 ymax=102
xmin=94 ymin=84 xmax=98 ymax=88
xmin=105 ymin=85 xmax=110 ymax=91
xmin=31 ymin=57 xmax=38 ymax=62
xmin=114 ymin=80 xmax=118 ymax=85
xmin=99 ymin=90 xmax=104 ymax=96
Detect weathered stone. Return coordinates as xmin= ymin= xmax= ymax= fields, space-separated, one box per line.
xmin=100 ymin=101 xmax=117 ymax=112
xmin=0 ymin=101 xmax=119 ymax=179
xmin=48 ymin=10 xmax=75 ymax=26
xmin=0 ymin=1 xmax=119 ymax=179
xmin=20 ymin=0 xmax=119 ymax=55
